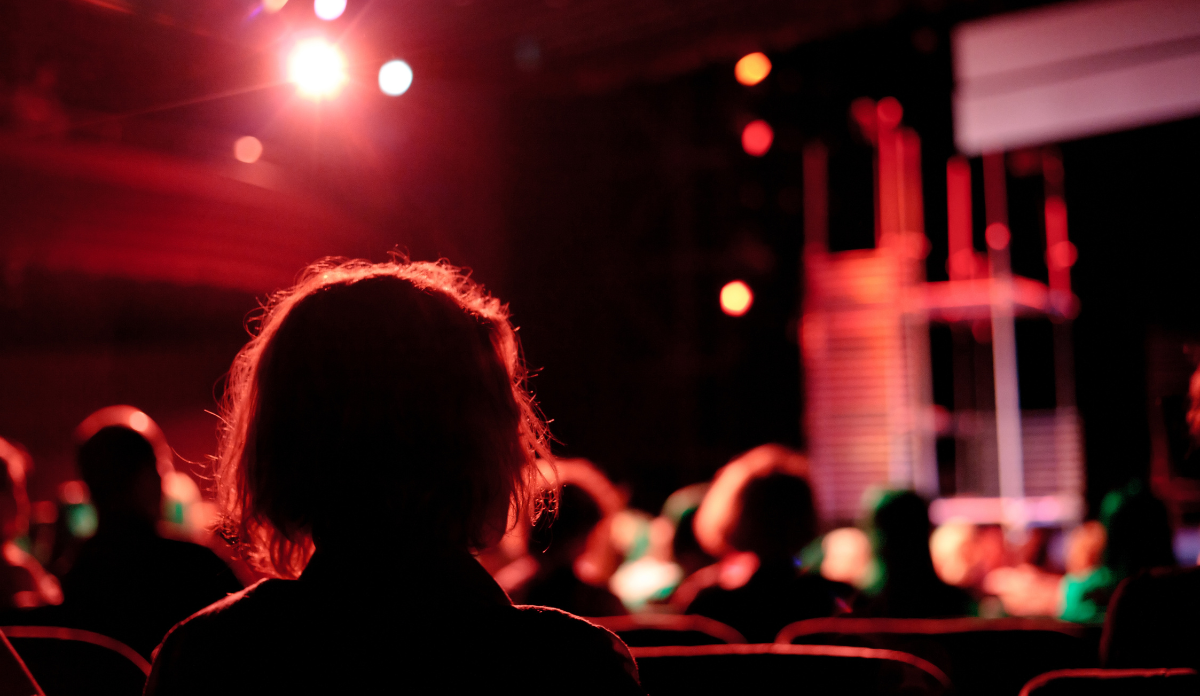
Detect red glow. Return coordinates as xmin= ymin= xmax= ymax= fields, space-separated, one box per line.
xmin=877 ymin=97 xmax=903 ymax=130
xmin=985 ymin=222 xmax=1010 ymax=250
xmin=1046 ymin=241 xmax=1077 ymax=269
xmin=734 ymin=53 xmax=772 ymax=86
xmin=851 ymin=97 xmax=877 ymax=143
xmin=61 ymin=480 xmax=88 ymax=505
xmin=1044 ymin=194 xmax=1074 ymax=296
xmin=741 ymin=120 xmax=773 ymax=157
xmin=946 ymin=157 xmax=973 ymax=279
xmin=720 ymin=281 xmax=754 ymax=316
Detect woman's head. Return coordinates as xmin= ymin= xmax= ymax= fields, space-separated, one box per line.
xmin=693 ymin=444 xmax=811 ymax=559
xmin=217 ymin=259 xmax=551 ymax=577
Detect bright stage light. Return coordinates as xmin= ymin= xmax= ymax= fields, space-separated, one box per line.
xmin=378 ymin=60 xmax=413 ymax=96
xmin=288 ymin=39 xmax=347 ymax=99
xmin=735 ymin=52 xmax=771 ymax=86
xmin=262 ymin=0 xmax=288 ymax=13
xmin=741 ymin=120 xmax=773 ymax=157
xmin=314 ymin=0 xmax=346 ymax=20
xmin=720 ymin=280 xmax=754 ymax=316
xmin=234 ymin=136 xmax=263 ymax=163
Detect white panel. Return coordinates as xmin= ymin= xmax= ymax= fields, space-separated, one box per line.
xmin=954 ymin=0 xmax=1200 ymax=82
xmin=953 ymin=0 xmax=1200 ymax=153
xmin=956 ymin=51 xmax=1200 ymax=153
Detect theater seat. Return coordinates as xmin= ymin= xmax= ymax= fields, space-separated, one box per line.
xmin=630 ymin=643 xmax=950 ymax=696
xmin=1 ymin=626 xmax=150 ymax=696
xmin=1020 ymin=668 xmax=1199 ymax=695
xmin=0 ymin=631 xmax=41 ymax=696
xmin=775 ymin=617 xmax=1092 ymax=696
xmin=587 ymin=614 xmax=746 ymax=646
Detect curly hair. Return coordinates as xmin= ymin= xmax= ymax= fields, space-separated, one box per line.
xmin=215 ymin=258 xmax=552 ymax=578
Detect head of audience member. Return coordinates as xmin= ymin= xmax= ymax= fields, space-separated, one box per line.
xmin=529 ymin=458 xmax=624 ymax=582
xmin=694 ymin=444 xmax=812 ymax=566
xmin=1100 ymin=480 xmax=1175 ymax=579
xmin=216 ymin=259 xmax=552 ymax=579
xmin=0 ymin=438 xmax=31 ymax=543
xmin=75 ymin=407 xmax=169 ymax=529
xmin=730 ymin=474 xmax=817 ymax=564
xmin=867 ymin=490 xmax=940 ymax=588
xmin=660 ymin=483 xmax=713 ymax=576
xmin=1065 ymin=520 xmax=1106 ymax=575
xmin=532 ymin=484 xmax=601 ymax=570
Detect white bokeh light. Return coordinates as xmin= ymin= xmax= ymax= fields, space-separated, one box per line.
xmin=378 ymin=60 xmax=413 ymax=96
xmin=287 ymin=39 xmax=347 ymax=99
xmin=313 ymin=0 xmax=346 ymax=20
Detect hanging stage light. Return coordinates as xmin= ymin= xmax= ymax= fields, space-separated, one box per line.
xmin=378 ymin=60 xmax=413 ymax=96
xmin=287 ymin=38 xmax=347 ymax=99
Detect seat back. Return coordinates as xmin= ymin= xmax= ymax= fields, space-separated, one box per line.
xmin=1 ymin=626 xmax=149 ymax=696
xmin=587 ymin=614 xmax=746 ymax=646
xmin=0 ymin=631 xmax=42 ymax=696
xmin=776 ymin=617 xmax=1092 ymax=696
xmin=1020 ymin=668 xmax=1199 ymax=695
xmin=630 ymin=643 xmax=950 ymax=696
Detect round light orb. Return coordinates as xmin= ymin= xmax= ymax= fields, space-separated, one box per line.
xmin=262 ymin=0 xmax=288 ymax=13
xmin=314 ymin=0 xmax=346 ymax=20
xmin=128 ymin=411 xmax=150 ymax=432
xmin=233 ymin=136 xmax=263 ymax=163
xmin=741 ymin=120 xmax=774 ymax=157
xmin=378 ymin=60 xmax=413 ymax=96
xmin=287 ymin=38 xmax=347 ymax=99
xmin=986 ymin=222 xmax=1011 ymax=250
xmin=720 ymin=280 xmax=754 ymax=317
xmin=735 ymin=52 xmax=771 ymax=86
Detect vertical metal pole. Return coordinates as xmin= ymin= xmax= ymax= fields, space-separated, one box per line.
xmin=899 ymin=129 xmax=937 ymax=498
xmin=983 ymin=152 xmax=1026 ymax=525
xmin=802 ymin=142 xmax=831 ymax=515
xmin=875 ymin=103 xmax=910 ymax=488
xmin=1043 ymin=147 xmax=1083 ymax=507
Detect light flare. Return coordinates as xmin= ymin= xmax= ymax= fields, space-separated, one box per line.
xmin=287 ymin=38 xmax=347 ymax=99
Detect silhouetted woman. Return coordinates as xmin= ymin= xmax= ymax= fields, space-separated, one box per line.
xmin=145 ymin=260 xmax=641 ymax=695
xmin=685 ymin=445 xmax=855 ymax=642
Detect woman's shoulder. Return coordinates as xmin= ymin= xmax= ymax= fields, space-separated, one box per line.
xmin=512 ymin=604 xmax=642 ymax=694
xmin=145 ymin=578 xmax=295 ymax=694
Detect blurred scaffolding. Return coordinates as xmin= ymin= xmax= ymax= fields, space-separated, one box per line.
xmin=802 ymin=98 xmax=1082 ymax=528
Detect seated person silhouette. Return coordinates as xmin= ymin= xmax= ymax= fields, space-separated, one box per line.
xmin=145 ymin=259 xmax=641 ymax=695
xmin=0 ymin=438 xmax=61 ymax=609
xmin=1100 ymin=482 xmax=1195 ymax=668
xmin=1061 ymin=480 xmax=1176 ymax=625
xmin=852 ymin=490 xmax=975 ymax=618
xmin=57 ymin=407 xmax=241 ymax=658
xmin=684 ymin=445 xmax=854 ymax=642
xmin=523 ymin=464 xmax=627 ymax=617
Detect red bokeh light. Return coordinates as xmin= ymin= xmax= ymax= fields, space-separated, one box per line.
xmin=741 ymin=120 xmax=773 ymax=157
xmin=985 ymin=222 xmax=1011 ymax=250
xmin=877 ymin=97 xmax=903 ymax=129
xmin=720 ymin=281 xmax=754 ymax=316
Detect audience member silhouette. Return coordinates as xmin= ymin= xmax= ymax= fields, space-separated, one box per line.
xmin=685 ymin=446 xmax=854 ymax=642
xmin=0 ymin=438 xmax=61 ymax=609
xmin=853 ymin=490 xmax=975 ymax=619
xmin=1061 ymin=481 xmax=1176 ymax=624
xmin=524 ymin=483 xmax=627 ymax=616
xmin=56 ymin=407 xmax=241 ymax=658
xmin=144 ymin=259 xmax=642 ymax=695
